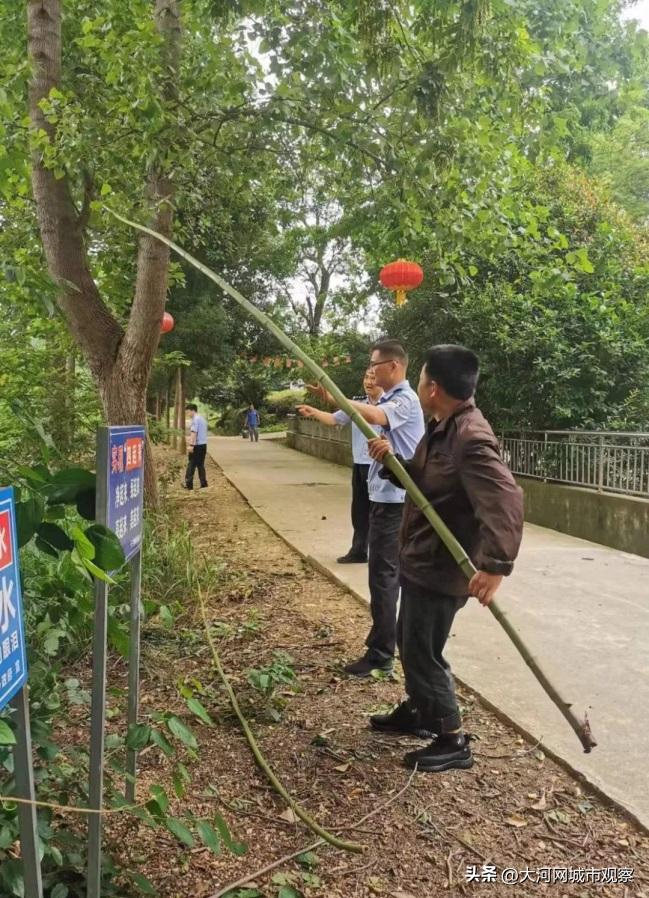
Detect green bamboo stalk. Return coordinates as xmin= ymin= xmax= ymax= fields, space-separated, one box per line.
xmin=106 ymin=208 xmax=597 ymax=754
xmin=194 ymin=572 xmax=363 ymax=854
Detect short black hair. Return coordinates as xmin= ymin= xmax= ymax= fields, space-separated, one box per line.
xmin=186 ymin=402 xmax=198 ymax=412
xmin=370 ymin=339 xmax=408 ymax=365
xmin=423 ymin=344 xmax=479 ymax=400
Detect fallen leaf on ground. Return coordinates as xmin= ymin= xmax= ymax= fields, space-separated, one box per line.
xmin=279 ymin=808 xmax=298 ymax=823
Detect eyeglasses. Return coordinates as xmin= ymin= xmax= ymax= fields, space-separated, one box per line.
xmin=368 ymin=358 xmax=396 ymax=369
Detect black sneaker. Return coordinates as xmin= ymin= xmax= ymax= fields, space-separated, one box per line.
xmin=337 ymin=552 xmax=367 ymax=564
xmin=343 ymin=654 xmax=393 ymax=678
xmin=370 ymin=701 xmax=433 ymax=739
xmin=403 ymin=732 xmax=474 ymax=772
xmin=182 ymin=484 xmax=193 ymax=490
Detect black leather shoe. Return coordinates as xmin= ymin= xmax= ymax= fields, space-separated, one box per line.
xmin=337 ymin=552 xmax=367 ymax=564
xmin=343 ymin=654 xmax=393 ymax=677
xmin=403 ymin=733 xmax=474 ymax=772
xmin=370 ymin=701 xmax=433 ymax=738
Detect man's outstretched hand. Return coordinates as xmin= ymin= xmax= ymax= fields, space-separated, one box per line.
xmin=367 ymin=437 xmax=392 ymax=462
xmin=296 ymin=404 xmax=317 ymax=418
xmin=306 ymin=383 xmax=335 ymax=406
xmin=468 ymin=571 xmax=503 ymax=607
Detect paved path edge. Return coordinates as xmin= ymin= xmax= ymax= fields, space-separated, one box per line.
xmin=214 ymin=457 xmax=649 ymax=836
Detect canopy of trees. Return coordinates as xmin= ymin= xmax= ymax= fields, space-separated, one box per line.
xmin=1 ymin=0 xmax=649 ymax=485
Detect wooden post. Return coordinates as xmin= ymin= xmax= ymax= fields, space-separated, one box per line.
xmin=179 ymin=367 xmax=186 ymax=454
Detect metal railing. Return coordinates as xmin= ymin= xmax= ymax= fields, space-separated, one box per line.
xmin=500 ymin=431 xmax=649 ymax=497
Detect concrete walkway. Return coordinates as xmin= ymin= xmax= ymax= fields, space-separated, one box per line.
xmin=209 ymin=434 xmax=649 ymax=828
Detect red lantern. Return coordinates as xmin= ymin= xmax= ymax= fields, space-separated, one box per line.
xmin=379 ymin=259 xmax=424 ymax=306
xmin=161 ymin=311 xmax=175 ymax=334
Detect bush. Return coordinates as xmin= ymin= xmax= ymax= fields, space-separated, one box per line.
xmin=265 ymin=389 xmax=305 ymax=417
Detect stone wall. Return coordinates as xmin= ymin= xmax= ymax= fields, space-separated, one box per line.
xmin=286 ymin=416 xmax=353 ymax=467
xmin=286 ymin=418 xmax=649 ymax=558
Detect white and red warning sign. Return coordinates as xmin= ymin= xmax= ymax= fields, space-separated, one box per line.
xmin=0 ymin=488 xmax=28 ymax=710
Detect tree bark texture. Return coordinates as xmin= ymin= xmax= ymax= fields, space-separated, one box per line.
xmin=27 ymin=0 xmax=182 ymax=506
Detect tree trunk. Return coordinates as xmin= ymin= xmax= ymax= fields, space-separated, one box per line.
xmin=172 ymin=366 xmax=181 ymax=450
xmin=165 ymin=379 xmax=171 ymax=442
xmin=179 ymin=368 xmax=186 ymax=454
xmin=27 ymin=0 xmax=182 ymax=509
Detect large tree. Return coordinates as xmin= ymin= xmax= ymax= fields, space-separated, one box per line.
xmin=26 ymin=0 xmax=181 ymax=502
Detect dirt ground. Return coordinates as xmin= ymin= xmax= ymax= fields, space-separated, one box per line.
xmin=106 ymin=447 xmax=649 ymax=898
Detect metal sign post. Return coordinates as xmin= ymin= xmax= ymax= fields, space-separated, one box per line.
xmin=0 ymin=487 xmax=43 ymax=897
xmin=87 ymin=427 xmax=145 ymax=898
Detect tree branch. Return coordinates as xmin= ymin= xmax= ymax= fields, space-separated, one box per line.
xmin=122 ymin=0 xmax=181 ymax=372
xmin=27 ymin=0 xmax=122 ymax=380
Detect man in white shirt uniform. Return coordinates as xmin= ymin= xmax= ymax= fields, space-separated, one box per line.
xmin=306 ymin=340 xmax=425 ymax=677
xmin=297 ymin=370 xmax=383 ymax=564
xmin=184 ymin=403 xmax=209 ymax=490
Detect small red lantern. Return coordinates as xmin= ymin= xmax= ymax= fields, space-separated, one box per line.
xmin=379 ymin=259 xmax=424 ymax=306
xmin=161 ymin=311 xmax=175 ymax=334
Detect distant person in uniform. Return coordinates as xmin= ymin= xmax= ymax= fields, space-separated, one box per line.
xmin=184 ymin=403 xmax=208 ymax=490
xmin=246 ymin=404 xmax=261 ymax=443
xmin=297 ymin=369 xmax=383 ymax=564
xmin=368 ymin=345 xmax=524 ymax=772
xmin=305 ymin=340 xmax=425 ymax=677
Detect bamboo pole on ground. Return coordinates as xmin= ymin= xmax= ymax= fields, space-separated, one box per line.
xmin=107 ymin=208 xmax=597 ymax=753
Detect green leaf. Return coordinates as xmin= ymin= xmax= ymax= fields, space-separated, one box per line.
xmin=0 ymin=858 xmax=24 ymax=897
xmin=82 ymin=557 xmax=116 ymax=585
xmin=159 ymin=605 xmax=173 ymax=627
xmin=126 ymin=723 xmax=151 ymax=751
xmin=43 ymin=505 xmax=66 ymax=522
xmin=296 ymin=851 xmax=320 ymax=868
xmin=0 ymin=719 xmax=16 ymax=745
xmin=15 ymin=497 xmax=44 ymax=547
xmin=149 ymin=784 xmax=169 ymax=814
xmin=130 ymin=872 xmax=157 ymax=895
xmin=35 ymin=536 xmax=59 ymax=558
xmin=214 ymin=813 xmax=246 ymax=855
xmin=278 ymin=887 xmax=303 ymax=898
xmin=84 ymin=524 xmax=126 ymax=571
xmin=36 ymin=522 xmax=74 ymax=553
xmin=51 ymin=885 xmax=69 ymax=898
xmin=196 ymin=819 xmax=221 ymax=855
xmin=70 ymin=526 xmax=95 ymax=560
xmin=186 ymin=697 xmax=213 ymax=727
xmin=0 ymin=826 xmax=14 ymax=850
xmin=76 ymin=488 xmax=96 ymax=521
xmin=166 ymin=715 xmax=198 ymax=750
xmin=45 ymin=468 xmax=95 ymax=504
xmin=150 ymin=728 xmax=175 ymax=758
xmin=166 ymin=817 xmax=194 ymax=848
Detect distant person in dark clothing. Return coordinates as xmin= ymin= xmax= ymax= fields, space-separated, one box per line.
xmin=184 ymin=403 xmax=208 ymax=489
xmin=246 ymin=404 xmax=260 ymax=442
xmin=368 ymin=344 xmax=524 ymax=773
xmin=296 ymin=370 xmax=383 ymax=563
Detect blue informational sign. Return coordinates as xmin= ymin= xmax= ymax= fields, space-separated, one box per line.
xmin=106 ymin=427 xmax=145 ymax=562
xmin=0 ymin=487 xmax=28 ymax=711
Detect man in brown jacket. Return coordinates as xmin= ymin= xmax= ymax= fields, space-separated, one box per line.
xmin=367 ymin=344 xmax=524 ymax=772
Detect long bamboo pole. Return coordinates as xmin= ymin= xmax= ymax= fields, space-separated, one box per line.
xmin=107 ymin=208 xmax=597 ymax=754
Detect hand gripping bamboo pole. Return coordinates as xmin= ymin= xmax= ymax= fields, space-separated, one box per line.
xmin=107 ymin=209 xmax=597 ymax=753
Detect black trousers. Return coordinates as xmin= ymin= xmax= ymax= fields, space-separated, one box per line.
xmin=365 ymin=502 xmax=403 ymax=661
xmin=185 ymin=444 xmax=207 ymax=488
xmin=350 ymin=463 xmax=370 ymax=557
xmin=398 ymin=583 xmax=468 ymax=733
